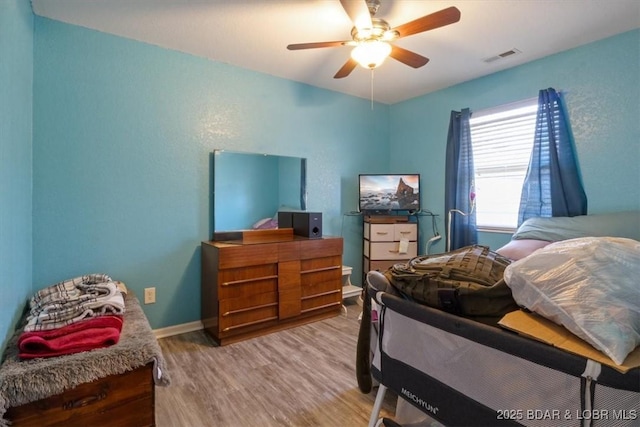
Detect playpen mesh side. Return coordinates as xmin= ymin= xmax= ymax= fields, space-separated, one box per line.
xmin=591 ymin=384 xmax=640 ymax=426
xmin=375 ymin=308 xmax=638 ymax=427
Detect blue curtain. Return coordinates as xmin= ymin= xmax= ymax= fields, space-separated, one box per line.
xmin=445 ymin=108 xmax=477 ymax=251
xmin=518 ymin=88 xmax=587 ymax=225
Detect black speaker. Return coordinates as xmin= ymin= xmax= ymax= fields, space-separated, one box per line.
xmin=293 ymin=212 xmax=322 ymax=238
xmin=277 ymin=211 xmax=294 ymax=228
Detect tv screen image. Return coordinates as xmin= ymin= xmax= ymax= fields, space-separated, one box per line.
xmin=359 ymin=174 xmax=420 ymax=212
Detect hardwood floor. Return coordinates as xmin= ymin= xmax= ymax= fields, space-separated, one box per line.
xmin=156 ymin=300 xmax=396 ymax=427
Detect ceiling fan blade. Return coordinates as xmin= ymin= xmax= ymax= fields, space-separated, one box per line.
xmin=287 ymin=41 xmax=349 ymax=50
xmin=392 ymin=6 xmax=461 ymax=38
xmin=334 ymin=58 xmax=358 ymax=79
xmin=340 ymin=0 xmax=372 ymax=30
xmin=390 ymin=45 xmax=429 ymax=68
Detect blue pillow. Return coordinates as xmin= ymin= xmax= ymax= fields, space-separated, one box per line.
xmin=512 ymin=211 xmax=640 ymax=242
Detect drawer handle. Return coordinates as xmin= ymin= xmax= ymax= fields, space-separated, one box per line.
xmin=301 ymin=265 xmax=340 ymax=274
xmin=375 ymin=232 xmax=389 ymax=235
xmin=222 ymin=302 xmax=277 ymax=316
xmin=222 ymin=316 xmax=277 ymax=331
xmin=63 ymin=389 xmax=108 ymax=410
xmin=222 ymin=275 xmax=278 ymax=286
xmin=399 ymin=231 xmax=411 ymax=235
xmin=301 ymin=289 xmax=341 ymax=300
xmin=300 ymin=301 xmax=341 ymax=313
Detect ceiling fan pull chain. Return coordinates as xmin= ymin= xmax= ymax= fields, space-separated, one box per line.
xmin=370 ymin=69 xmax=374 ymax=110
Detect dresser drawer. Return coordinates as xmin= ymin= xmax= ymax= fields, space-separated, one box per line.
xmin=219 ymin=293 xmax=279 ymax=332
xmin=301 ymin=265 xmax=341 ymax=287
xmin=6 ymin=364 xmax=154 ymax=427
xmin=393 ymin=223 xmax=417 ymax=241
xmin=298 ymin=238 xmax=343 ymax=259
xmin=365 ymin=223 xmax=395 ymax=242
xmin=367 ymin=241 xmax=418 ymax=260
xmin=365 ymin=223 xmax=417 ymax=242
xmin=217 ymin=243 xmax=279 ymax=268
xmin=300 ymin=255 xmax=342 ymax=275
xmin=278 ymin=288 xmax=301 ymax=319
xmin=301 ymin=278 xmax=341 ymax=298
xmin=365 ymin=258 xmax=403 ymax=274
xmin=301 ymin=289 xmax=342 ymax=313
xmin=218 ymin=264 xmax=278 ymax=299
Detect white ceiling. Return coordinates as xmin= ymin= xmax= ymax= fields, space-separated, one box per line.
xmin=31 ymin=0 xmax=640 ymax=105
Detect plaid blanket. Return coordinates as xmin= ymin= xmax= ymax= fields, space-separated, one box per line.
xmin=25 ymin=274 xmax=125 ymax=332
xmin=29 ymin=274 xmax=111 ymax=309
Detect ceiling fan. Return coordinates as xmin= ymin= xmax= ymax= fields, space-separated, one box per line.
xmin=286 ymin=0 xmax=461 ymax=79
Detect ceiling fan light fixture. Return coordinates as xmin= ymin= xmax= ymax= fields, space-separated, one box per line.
xmin=351 ymin=40 xmax=392 ymax=69
xmin=351 ymin=18 xmax=391 ymax=42
xmin=287 ymin=3 xmax=461 ymax=79
xmin=382 ymin=29 xmax=400 ymax=41
xmin=356 ymin=27 xmax=373 ymax=39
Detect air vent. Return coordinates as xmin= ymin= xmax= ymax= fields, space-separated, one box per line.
xmin=483 ymin=48 xmax=522 ymax=63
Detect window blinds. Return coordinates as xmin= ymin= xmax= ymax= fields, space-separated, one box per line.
xmin=469 ymin=99 xmax=537 ymax=229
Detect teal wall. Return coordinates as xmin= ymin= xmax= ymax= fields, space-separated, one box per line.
xmin=389 ymin=29 xmax=640 ymax=254
xmin=0 ymin=0 xmax=33 ymax=356
xmin=32 ymin=17 xmax=389 ymax=330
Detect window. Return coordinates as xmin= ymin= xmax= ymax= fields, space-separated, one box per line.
xmin=469 ymin=98 xmax=537 ymax=231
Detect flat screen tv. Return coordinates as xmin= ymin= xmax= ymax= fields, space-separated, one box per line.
xmin=359 ymin=174 xmax=420 ymax=213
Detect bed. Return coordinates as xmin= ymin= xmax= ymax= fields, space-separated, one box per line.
xmin=359 ymin=211 xmax=640 ymax=427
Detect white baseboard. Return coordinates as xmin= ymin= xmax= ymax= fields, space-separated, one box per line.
xmin=153 ymin=320 xmax=204 ymax=339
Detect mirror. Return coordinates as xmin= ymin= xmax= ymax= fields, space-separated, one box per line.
xmin=213 ymin=150 xmax=307 ymax=231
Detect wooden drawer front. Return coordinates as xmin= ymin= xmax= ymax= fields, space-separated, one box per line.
xmin=300 ymin=265 xmax=341 ymax=287
xmin=298 ymin=238 xmax=343 ymax=259
xmin=278 ymin=241 xmax=301 ymax=262
xmin=300 ymin=255 xmax=342 ymax=275
xmin=301 ymin=290 xmax=341 ymax=313
xmin=279 ymin=288 xmax=302 ymax=319
xmin=301 ymin=279 xmax=341 ymax=299
xmin=6 ymin=364 xmax=153 ymax=427
xmin=278 ymin=260 xmax=301 ymax=290
xmin=219 ymin=292 xmax=278 ymax=332
xmin=217 ymin=244 xmax=279 ymax=269
xmin=369 ymin=241 xmax=418 ymax=260
xmin=394 ymin=223 xmax=417 ymax=241
xmin=218 ymin=264 xmax=277 ymax=300
xmin=366 ymin=224 xmax=395 ymax=242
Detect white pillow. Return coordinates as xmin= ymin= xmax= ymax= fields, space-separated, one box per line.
xmin=496 ymin=239 xmax=551 ymax=260
xmin=504 ymin=237 xmax=640 ymax=365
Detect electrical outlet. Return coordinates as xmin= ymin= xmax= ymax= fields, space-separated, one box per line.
xmin=144 ymin=287 xmax=156 ymax=304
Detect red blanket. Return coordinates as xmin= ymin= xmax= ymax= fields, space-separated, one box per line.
xmin=18 ymin=315 xmax=123 ymax=359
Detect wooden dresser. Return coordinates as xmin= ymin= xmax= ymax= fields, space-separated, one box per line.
xmin=201 ymin=231 xmax=343 ymax=345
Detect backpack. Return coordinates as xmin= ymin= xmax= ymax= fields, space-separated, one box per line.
xmin=384 ymin=245 xmax=519 ymax=320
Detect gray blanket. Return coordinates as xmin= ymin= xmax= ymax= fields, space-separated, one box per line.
xmin=0 ymin=293 xmax=170 ymax=426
